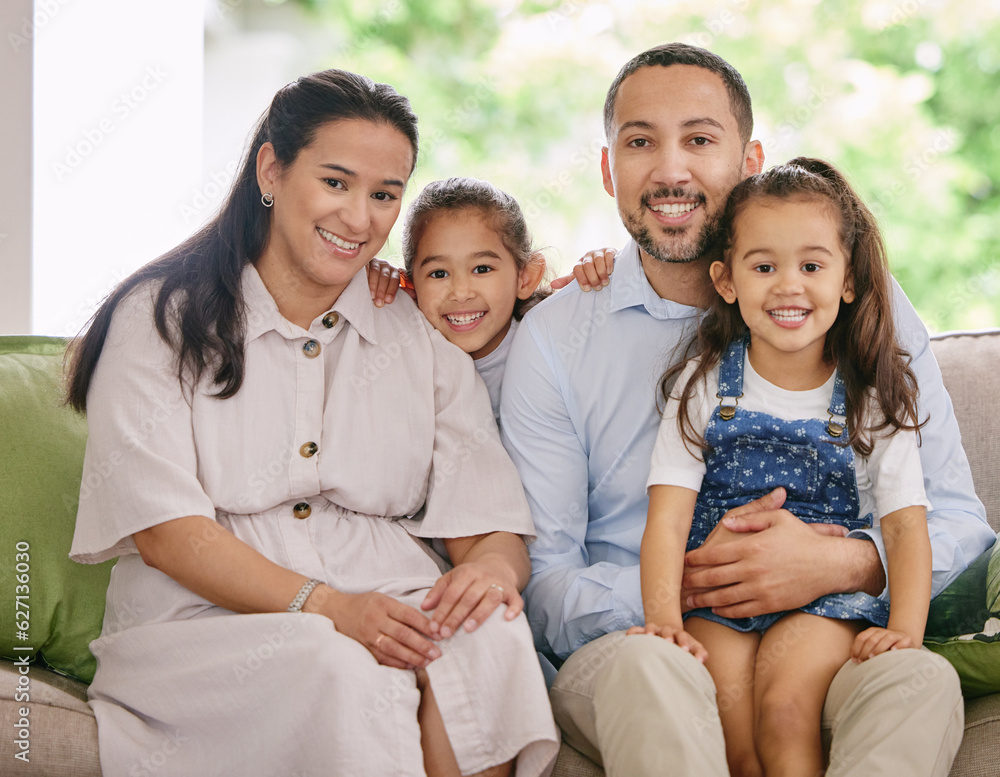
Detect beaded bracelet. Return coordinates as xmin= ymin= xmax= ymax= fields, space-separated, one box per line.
xmin=287 ymin=578 xmax=322 ymax=613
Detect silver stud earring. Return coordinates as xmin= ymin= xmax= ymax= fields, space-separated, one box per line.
xmin=261 ymin=192 xmax=274 ymax=208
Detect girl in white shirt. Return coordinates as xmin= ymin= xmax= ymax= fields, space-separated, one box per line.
xmin=632 ymin=157 xmax=932 ymax=777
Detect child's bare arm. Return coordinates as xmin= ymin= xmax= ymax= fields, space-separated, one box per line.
xmin=640 ymin=485 xmax=697 ymax=625
xmin=851 ymin=505 xmax=931 ymax=662
xmin=881 ymin=504 xmax=932 ymax=642
xmin=625 ymin=485 xmax=707 ymax=661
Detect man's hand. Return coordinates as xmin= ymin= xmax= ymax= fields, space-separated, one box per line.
xmin=679 ymin=488 xmax=788 ymax=612
xmin=681 ymin=487 xmax=880 ymax=618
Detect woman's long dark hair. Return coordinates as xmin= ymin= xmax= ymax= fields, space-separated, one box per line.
xmin=66 ymin=70 xmax=418 ymax=412
xmin=663 ymin=157 xmax=923 ymax=457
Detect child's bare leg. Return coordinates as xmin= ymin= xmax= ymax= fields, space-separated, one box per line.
xmin=685 ymin=617 xmax=763 ymax=777
xmin=753 ymin=614 xmax=862 ymax=777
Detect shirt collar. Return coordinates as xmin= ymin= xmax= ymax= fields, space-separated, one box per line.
xmin=242 ymin=263 xmax=378 ymax=345
xmin=242 ymin=263 xmax=287 ymax=343
xmin=608 ymin=239 xmax=703 ymax=322
xmin=328 ymin=268 xmax=379 ymax=345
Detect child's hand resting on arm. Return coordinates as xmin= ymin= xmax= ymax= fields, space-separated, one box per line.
xmin=550 ymin=247 xmax=617 ymax=291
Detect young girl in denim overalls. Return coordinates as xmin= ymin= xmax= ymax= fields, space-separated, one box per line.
xmin=631 ymin=158 xmax=932 ymax=777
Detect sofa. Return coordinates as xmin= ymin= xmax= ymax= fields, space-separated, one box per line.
xmin=1 ymin=331 xmax=998 ymax=776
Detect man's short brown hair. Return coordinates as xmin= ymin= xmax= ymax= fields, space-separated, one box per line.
xmin=603 ymin=43 xmax=754 ymax=146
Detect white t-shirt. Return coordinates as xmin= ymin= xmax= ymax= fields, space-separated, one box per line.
xmin=647 ymin=355 xmax=930 ymax=524
xmin=474 ymin=318 xmax=518 ymax=427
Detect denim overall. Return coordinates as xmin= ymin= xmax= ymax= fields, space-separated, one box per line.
xmin=683 ymin=336 xmax=890 ymax=632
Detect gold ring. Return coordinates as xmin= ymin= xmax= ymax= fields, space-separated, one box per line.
xmin=375 ymin=633 xmax=385 ymax=651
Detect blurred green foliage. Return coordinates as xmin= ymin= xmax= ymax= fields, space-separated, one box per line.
xmin=267 ymin=0 xmax=1000 ymax=331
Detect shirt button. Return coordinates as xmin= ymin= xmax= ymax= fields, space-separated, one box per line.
xmin=299 ymin=442 xmax=318 ymax=458
xmin=302 ymin=340 xmax=321 ymax=358
xmin=293 ymin=502 xmax=312 ymax=519
xmin=322 ymin=312 xmax=339 ymax=328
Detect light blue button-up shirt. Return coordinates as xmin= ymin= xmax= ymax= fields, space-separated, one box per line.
xmin=501 ymin=239 xmax=995 ymax=666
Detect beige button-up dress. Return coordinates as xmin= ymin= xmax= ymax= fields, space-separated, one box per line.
xmin=70 ymin=264 xmax=558 ymax=777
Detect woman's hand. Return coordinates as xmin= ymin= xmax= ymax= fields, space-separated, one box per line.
xmin=366 ymin=258 xmax=408 ymax=307
xmin=626 ymin=622 xmax=708 ymax=663
xmin=319 ymin=588 xmax=442 ymax=670
xmin=851 ymin=626 xmax=918 ymax=663
xmin=420 ymin=559 xmax=522 ymax=638
xmin=550 ymin=247 xmax=617 ymax=291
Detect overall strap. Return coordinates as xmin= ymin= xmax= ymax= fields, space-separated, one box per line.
xmin=717 ymin=335 xmax=747 ymax=396
xmin=716 ymin=335 xmax=748 ymax=421
xmin=826 ymin=368 xmax=848 ymax=438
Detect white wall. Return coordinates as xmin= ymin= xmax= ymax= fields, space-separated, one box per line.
xmin=193 ymin=3 xmax=313 ymax=240
xmin=0 ymin=0 xmax=34 ymax=335
xmin=31 ymin=0 xmax=204 ymax=336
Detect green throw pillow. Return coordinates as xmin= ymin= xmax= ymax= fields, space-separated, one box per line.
xmin=0 ymin=336 xmax=113 ymax=683
xmin=924 ymin=534 xmax=1000 ymax=698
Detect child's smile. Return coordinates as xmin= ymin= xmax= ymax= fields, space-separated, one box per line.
xmin=768 ymin=307 xmax=810 ymax=326
xmin=444 ymin=310 xmax=487 ymax=330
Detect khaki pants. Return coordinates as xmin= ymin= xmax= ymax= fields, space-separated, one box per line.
xmin=550 ymin=632 xmax=964 ymax=777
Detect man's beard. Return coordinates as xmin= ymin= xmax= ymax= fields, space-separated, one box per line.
xmin=621 ymin=188 xmax=723 ymax=264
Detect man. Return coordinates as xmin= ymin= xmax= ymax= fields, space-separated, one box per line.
xmin=501 ymin=43 xmax=996 ymax=776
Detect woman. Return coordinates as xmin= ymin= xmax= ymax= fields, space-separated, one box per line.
xmin=67 ymin=70 xmax=558 ymax=777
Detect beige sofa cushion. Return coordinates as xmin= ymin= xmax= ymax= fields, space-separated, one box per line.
xmin=0 ymin=660 xmax=100 ymax=775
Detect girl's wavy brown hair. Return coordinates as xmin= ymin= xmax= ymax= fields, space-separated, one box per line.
xmin=662 ymin=157 xmax=923 ymax=457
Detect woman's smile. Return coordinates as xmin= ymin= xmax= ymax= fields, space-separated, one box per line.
xmin=317 ymin=226 xmax=362 ymax=253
